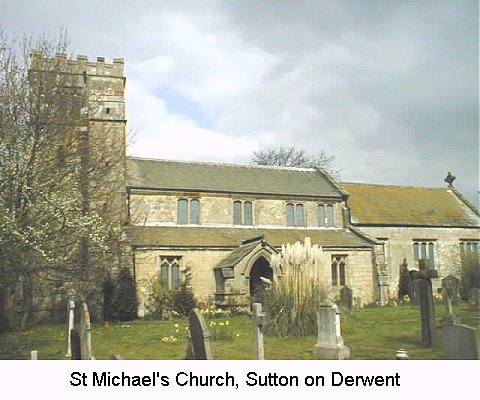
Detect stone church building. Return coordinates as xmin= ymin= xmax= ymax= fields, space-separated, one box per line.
xmin=28 ymin=53 xmax=480 ymax=317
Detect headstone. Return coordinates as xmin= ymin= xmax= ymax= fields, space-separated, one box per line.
xmin=395 ymin=349 xmax=409 ymax=360
xmin=65 ymin=300 xmax=75 ymax=357
xmin=409 ymin=260 xmax=438 ymax=347
xmin=443 ymin=324 xmax=479 ymax=360
xmin=79 ymin=302 xmax=93 ymax=360
xmin=442 ymin=275 xmax=461 ymax=305
xmin=112 ymin=355 xmax=123 ymax=360
xmin=70 ymin=329 xmax=81 ymax=360
xmin=313 ymin=304 xmax=350 ymax=359
xmin=468 ymin=287 xmax=480 ymax=310
xmin=441 ymin=294 xmax=457 ymax=326
xmin=409 ymin=279 xmax=421 ymax=308
xmin=30 ymin=350 xmax=38 ymax=360
xmin=339 ymin=286 xmax=353 ymax=315
xmin=252 ymin=302 xmax=265 ymax=360
xmin=186 ymin=308 xmax=213 ymax=360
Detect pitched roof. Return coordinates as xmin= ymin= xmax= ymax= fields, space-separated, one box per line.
xmin=129 ymin=226 xmax=375 ymax=248
xmin=127 ymin=157 xmax=343 ymax=198
xmin=341 ymin=182 xmax=479 ymax=227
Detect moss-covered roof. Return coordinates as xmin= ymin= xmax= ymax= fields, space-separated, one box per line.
xmin=129 ymin=226 xmax=375 ymax=248
xmin=341 ymin=182 xmax=479 ymax=227
xmin=127 ymin=157 xmax=343 ymax=198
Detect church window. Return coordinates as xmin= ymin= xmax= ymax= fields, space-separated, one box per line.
xmin=177 ymin=199 xmax=188 ymax=224
xmin=318 ymin=204 xmax=335 ymax=227
xmin=460 ymin=240 xmax=479 ymax=260
xmin=159 ymin=256 xmax=181 ymax=289
xmin=233 ymin=200 xmax=253 ymax=225
xmin=190 ymin=199 xmax=200 ymax=224
xmin=286 ymin=203 xmax=305 ymax=226
xmin=177 ymin=198 xmax=200 ymax=225
xmin=413 ymin=240 xmax=436 ymax=269
xmin=331 ymin=255 xmax=346 ymax=286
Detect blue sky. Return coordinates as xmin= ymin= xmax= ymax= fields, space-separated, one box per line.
xmin=1 ymin=0 xmax=478 ymax=204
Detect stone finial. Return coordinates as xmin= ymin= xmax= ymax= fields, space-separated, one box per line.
xmin=444 ymin=172 xmax=456 ymax=187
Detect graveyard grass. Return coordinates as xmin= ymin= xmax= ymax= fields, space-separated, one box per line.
xmin=1 ymin=305 xmax=479 ymax=360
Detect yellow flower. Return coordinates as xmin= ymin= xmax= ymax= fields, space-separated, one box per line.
xmin=225 ymin=320 xmax=229 ymax=326
xmin=174 ymin=323 xmax=179 ymax=328
xmin=219 ymin=322 xmax=224 ymax=326
xmin=235 ymin=333 xmax=240 ymax=337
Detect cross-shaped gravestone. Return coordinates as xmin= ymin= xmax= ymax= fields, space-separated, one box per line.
xmin=65 ymin=299 xmax=75 ymax=357
xmin=410 ymin=260 xmax=438 ymax=347
xmin=79 ymin=302 xmax=93 ymax=360
xmin=187 ymin=308 xmax=213 ymax=360
xmin=252 ymin=302 xmax=265 ymax=360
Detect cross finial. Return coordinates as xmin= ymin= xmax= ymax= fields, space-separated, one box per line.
xmin=444 ymin=172 xmax=456 ymax=187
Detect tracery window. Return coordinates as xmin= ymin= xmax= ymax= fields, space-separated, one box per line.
xmin=331 ymin=255 xmax=347 ymax=286
xmin=159 ymin=256 xmax=181 ymax=289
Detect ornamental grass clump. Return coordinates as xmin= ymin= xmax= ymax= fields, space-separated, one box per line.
xmin=265 ymin=237 xmax=332 ymax=337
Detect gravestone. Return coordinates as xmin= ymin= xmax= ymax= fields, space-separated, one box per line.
xmin=409 ymin=279 xmax=421 ymax=308
xmin=70 ymin=329 xmax=81 ymax=360
xmin=65 ymin=299 xmax=75 ymax=357
xmin=313 ymin=304 xmax=350 ymax=360
xmin=252 ymin=302 xmax=265 ymax=360
xmin=79 ymin=302 xmax=93 ymax=360
xmin=468 ymin=287 xmax=480 ymax=310
xmin=442 ymin=275 xmax=461 ymax=305
xmin=443 ymin=324 xmax=479 ymax=360
xmin=112 ymin=355 xmax=123 ymax=360
xmin=30 ymin=350 xmax=38 ymax=360
xmin=410 ymin=260 xmax=438 ymax=347
xmin=441 ymin=294 xmax=457 ymax=326
xmin=339 ymin=286 xmax=353 ymax=315
xmin=186 ymin=308 xmax=213 ymax=360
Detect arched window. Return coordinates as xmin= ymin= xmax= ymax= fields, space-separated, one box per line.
xmin=177 ymin=199 xmax=188 ymax=225
xmin=413 ymin=240 xmax=436 ymax=269
xmin=159 ymin=256 xmax=182 ymax=289
xmin=244 ymin=201 xmax=253 ymax=225
xmin=331 ymin=255 xmax=347 ymax=286
xmin=286 ymin=203 xmax=304 ymax=226
xmin=190 ymin=199 xmax=200 ymax=224
xmin=177 ymin=198 xmax=200 ymax=225
xmin=233 ymin=201 xmax=242 ymax=225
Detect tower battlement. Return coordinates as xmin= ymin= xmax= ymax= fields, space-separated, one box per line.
xmin=30 ymin=50 xmax=125 ymax=77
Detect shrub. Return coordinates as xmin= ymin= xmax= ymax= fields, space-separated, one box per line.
xmin=171 ymin=285 xmax=196 ymax=316
xmin=264 ymin=237 xmax=332 ymax=336
xmin=398 ymin=259 xmax=410 ymax=300
xmin=460 ymin=252 xmax=480 ymax=300
xmin=110 ymin=268 xmax=138 ymax=321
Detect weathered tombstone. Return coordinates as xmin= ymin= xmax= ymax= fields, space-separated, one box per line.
xmin=112 ymin=355 xmax=123 ymax=360
xmin=339 ymin=286 xmax=353 ymax=315
xmin=313 ymin=304 xmax=350 ymax=360
xmin=409 ymin=279 xmax=421 ymax=308
xmin=79 ymin=302 xmax=93 ymax=360
xmin=252 ymin=302 xmax=265 ymax=360
xmin=409 ymin=260 xmax=438 ymax=347
xmin=65 ymin=299 xmax=75 ymax=357
xmin=443 ymin=324 xmax=479 ymax=360
xmin=441 ymin=293 xmax=457 ymax=326
xmin=186 ymin=308 xmax=213 ymax=360
xmin=468 ymin=287 xmax=480 ymax=310
xmin=30 ymin=350 xmax=38 ymax=360
xmin=442 ymin=275 xmax=461 ymax=305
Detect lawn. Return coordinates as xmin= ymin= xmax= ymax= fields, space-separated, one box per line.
xmin=0 ymin=304 xmax=478 ymax=360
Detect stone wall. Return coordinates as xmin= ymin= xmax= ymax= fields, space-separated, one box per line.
xmin=130 ymin=191 xmax=345 ymax=228
xmin=133 ymin=245 xmax=376 ymax=317
xmin=356 ymin=226 xmax=479 ymax=295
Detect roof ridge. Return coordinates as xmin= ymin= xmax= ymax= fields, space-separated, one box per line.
xmin=340 ymin=181 xmax=446 ymax=191
xmin=127 ymin=156 xmax=316 ymax=172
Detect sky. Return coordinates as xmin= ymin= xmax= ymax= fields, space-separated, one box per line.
xmin=1 ymin=0 xmax=478 ymax=205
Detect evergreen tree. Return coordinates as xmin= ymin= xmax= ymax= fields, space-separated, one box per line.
xmin=111 ymin=268 xmax=137 ymax=321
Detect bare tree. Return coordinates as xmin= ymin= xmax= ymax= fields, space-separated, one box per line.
xmin=0 ymin=29 xmax=127 ymax=330
xmin=251 ymin=146 xmax=339 ymax=179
